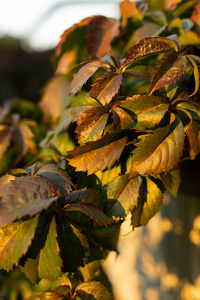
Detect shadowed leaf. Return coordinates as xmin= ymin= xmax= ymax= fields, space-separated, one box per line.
xmin=20 ymin=255 xmax=40 ymax=284
xmin=186 ymin=55 xmax=200 ymax=96
xmin=70 ymin=61 xmax=109 ymax=95
xmin=0 ymin=125 xmax=11 ymax=161
xmin=65 ymin=189 xmax=102 ymax=208
xmin=87 ymin=16 xmax=120 ymax=59
xmin=39 ymin=216 xmax=63 ymax=281
xmin=112 ymin=106 xmax=135 ymax=130
xmin=65 ymin=204 xmax=113 ymax=226
xmin=149 ymin=53 xmax=187 ymax=95
xmin=76 ymin=107 xmax=109 ymax=144
xmin=130 ymin=114 xmax=185 ymax=176
xmin=75 ymin=281 xmax=112 ymax=300
xmin=89 ymin=73 xmax=122 ymax=106
xmin=56 ymin=216 xmax=90 ymax=273
xmin=0 ymin=214 xmax=39 ymax=271
xmin=160 ymin=168 xmax=181 ymax=197
xmin=37 ymin=164 xmax=73 ymax=197
xmin=68 ymin=136 xmax=127 ymax=175
xmin=0 ymin=176 xmax=57 ymax=226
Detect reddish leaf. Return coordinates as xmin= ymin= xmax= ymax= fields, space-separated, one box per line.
xmin=76 ymin=107 xmax=109 ymax=144
xmin=89 ymin=73 xmax=123 ymax=106
xmin=125 ymin=36 xmax=179 ymax=65
xmin=68 ymin=136 xmax=127 ymax=175
xmin=70 ymin=60 xmax=109 ymax=95
xmin=149 ymin=52 xmax=187 ymax=95
xmin=87 ymin=16 xmax=120 ymax=59
xmin=191 ymin=1 xmax=200 ymax=25
xmin=0 ymin=125 xmax=11 ymax=161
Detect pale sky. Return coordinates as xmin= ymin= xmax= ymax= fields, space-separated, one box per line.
xmin=0 ymin=0 xmax=120 ymax=50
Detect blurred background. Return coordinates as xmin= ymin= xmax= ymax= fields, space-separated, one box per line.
xmin=0 ymin=1 xmax=200 ymax=300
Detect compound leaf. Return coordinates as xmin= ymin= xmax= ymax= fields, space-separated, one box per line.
xmin=0 ymin=214 xmax=39 ymax=271
xmin=39 ymin=216 xmax=63 ymax=281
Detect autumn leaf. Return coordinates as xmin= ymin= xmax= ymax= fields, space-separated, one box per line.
xmin=186 ymin=54 xmax=200 ymax=96
xmin=75 ymin=281 xmax=112 ymax=300
xmin=0 ymin=125 xmax=11 ymax=161
xmin=87 ymin=16 xmax=120 ymax=59
xmin=149 ymin=52 xmax=187 ymax=95
xmin=129 ymin=114 xmax=185 ymax=176
xmin=0 ymin=175 xmax=57 ymax=227
xmin=67 ymin=136 xmax=127 ymax=175
xmin=160 ymin=168 xmax=181 ymax=197
xmin=70 ymin=60 xmax=110 ymax=95
xmin=76 ymin=107 xmax=109 ymax=144
xmin=125 ymin=36 xmax=179 ymax=65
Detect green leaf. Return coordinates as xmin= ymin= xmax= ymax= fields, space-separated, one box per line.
xmin=39 ymin=216 xmax=63 ymax=281
xmin=76 ymin=107 xmax=109 ymax=144
xmin=70 ymin=60 xmax=109 ymax=95
xmin=56 ymin=216 xmax=90 ymax=273
xmin=51 ymin=274 xmax=72 ymax=292
xmin=119 ymin=95 xmax=169 ymax=130
xmin=125 ymin=36 xmax=179 ymax=65
xmin=0 ymin=214 xmax=39 ymax=271
xmin=0 ymin=125 xmax=11 ymax=162
xmin=70 ymin=92 xmax=102 ymax=121
xmin=65 ymin=204 xmax=113 ymax=226
xmin=149 ymin=53 xmax=187 ymax=95
xmin=160 ymin=168 xmax=181 ymax=197
xmin=87 ymin=16 xmax=120 ymax=59
xmin=75 ymin=281 xmax=112 ymax=300
xmin=130 ymin=114 xmax=185 ymax=176
xmin=140 ymin=177 xmax=163 ymax=226
xmin=68 ymin=136 xmax=127 ymax=175
xmin=0 ymin=176 xmax=57 ymax=227
xmin=20 ymin=255 xmax=40 ymax=284
xmin=105 ymin=174 xmax=140 ymax=218
xmin=37 ymin=164 xmax=73 ymax=197
xmin=89 ymin=73 xmax=123 ymax=106
xmin=40 ymin=292 xmax=64 ymax=300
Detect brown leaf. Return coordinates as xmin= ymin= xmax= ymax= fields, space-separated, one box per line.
xmin=191 ymin=1 xmax=200 ymax=25
xmin=87 ymin=16 xmax=120 ymax=59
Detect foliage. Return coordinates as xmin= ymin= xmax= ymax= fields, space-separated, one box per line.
xmin=0 ymin=0 xmax=200 ymax=299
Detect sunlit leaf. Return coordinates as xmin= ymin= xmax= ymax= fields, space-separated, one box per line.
xmin=65 ymin=204 xmax=113 ymax=226
xmin=0 ymin=125 xmax=11 ymax=161
xmin=70 ymin=61 xmax=109 ymax=95
xmin=67 ymin=136 xmax=127 ymax=175
xmin=87 ymin=16 xmax=120 ymax=59
xmin=160 ymin=168 xmax=181 ymax=197
xmin=51 ymin=274 xmax=72 ymax=291
xmin=186 ymin=55 xmax=200 ymax=96
xmin=0 ymin=176 xmax=57 ymax=227
xmin=0 ymin=214 xmax=39 ymax=271
xmin=125 ymin=36 xmax=179 ymax=65
xmin=105 ymin=174 xmax=140 ymax=218
xmin=191 ymin=1 xmax=200 ymax=25
xmin=130 ymin=114 xmax=185 ymax=176
xmin=56 ymin=216 xmax=90 ymax=273
xmin=75 ymin=281 xmax=112 ymax=300
xmin=140 ymin=177 xmax=163 ymax=226
xmin=119 ymin=95 xmax=169 ymax=130
xmin=112 ymin=106 xmax=135 ymax=130
xmin=37 ymin=164 xmax=73 ymax=197
xmin=39 ymin=216 xmax=63 ymax=281
xmin=76 ymin=107 xmax=109 ymax=144
xmin=149 ymin=53 xmax=187 ymax=95
xmin=89 ymin=73 xmax=122 ymax=106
